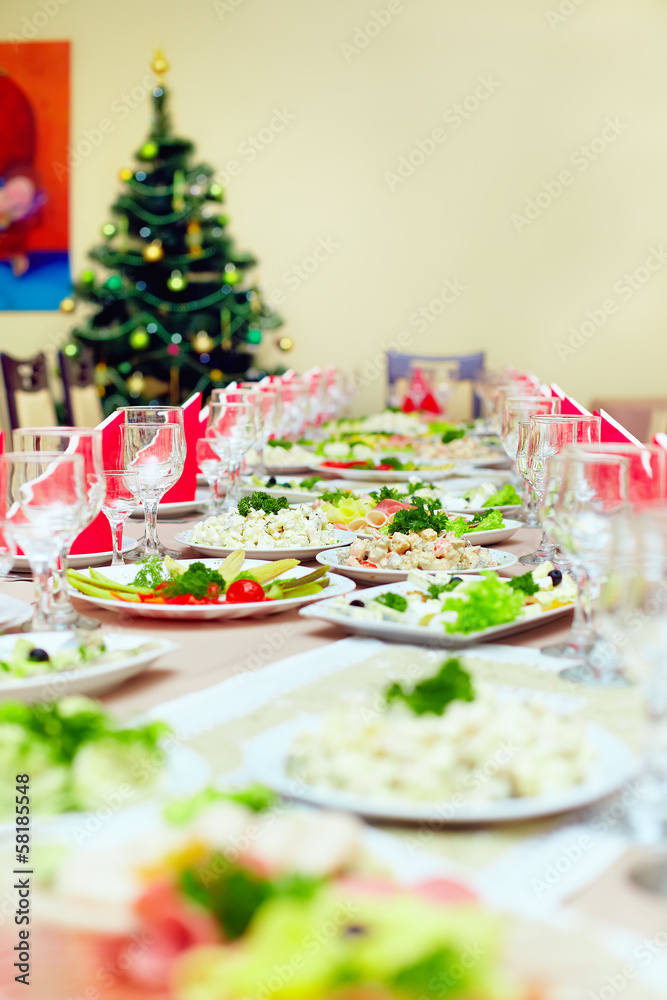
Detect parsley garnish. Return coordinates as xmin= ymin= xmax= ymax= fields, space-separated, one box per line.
xmin=508 ymin=571 xmax=539 ymax=596
xmin=160 ymin=562 xmax=226 ymax=599
xmin=405 ymin=480 xmax=433 ymax=495
xmin=299 ymin=476 xmax=322 ymax=489
xmin=374 ymin=592 xmax=408 ymax=612
xmin=369 ymin=485 xmax=401 ymax=503
xmin=387 ymin=497 xmax=451 ymax=535
xmin=320 ymin=488 xmax=355 ymax=504
xmin=385 ymin=658 xmax=474 ymax=715
xmin=266 ymin=439 xmax=293 ymax=450
xmin=237 ymin=491 xmax=290 ymax=516
xmin=133 ymin=554 xmax=165 ymax=588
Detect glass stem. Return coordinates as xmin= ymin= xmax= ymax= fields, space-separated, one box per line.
xmin=568 ymin=567 xmax=595 ymax=653
xmin=49 ymin=547 xmax=77 ymax=623
xmin=31 ymin=558 xmax=52 ymax=631
xmin=110 ymin=516 xmax=126 ymax=565
xmin=143 ymin=500 xmax=160 ymax=556
xmin=521 ymin=477 xmax=539 ymax=527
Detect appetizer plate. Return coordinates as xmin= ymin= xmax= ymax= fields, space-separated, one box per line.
xmin=131 ymin=491 xmax=210 ymax=519
xmin=444 ymin=502 xmax=522 ymax=517
xmin=13 ymin=536 xmax=140 ymax=572
xmin=245 ymin=716 xmax=637 ymax=825
xmin=0 ymin=632 xmax=178 ymax=703
xmin=300 ymin=577 xmax=573 ymax=646
xmin=308 ymin=462 xmax=456 ymax=483
xmin=69 ymin=558 xmax=356 ymax=620
xmin=0 ymin=594 xmax=33 ymax=632
xmin=264 ymin=462 xmax=316 ymax=476
xmin=315 ymin=546 xmax=518 ymax=584
xmin=353 ymin=519 xmax=522 ymax=547
xmin=175 ymin=528 xmax=353 ymax=562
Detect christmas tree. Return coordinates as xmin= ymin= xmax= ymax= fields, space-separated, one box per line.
xmin=62 ymin=51 xmax=282 ymax=411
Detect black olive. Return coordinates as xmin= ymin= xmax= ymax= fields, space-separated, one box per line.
xmin=27 ymin=648 xmax=50 ymax=662
xmin=349 ymin=599 xmax=365 ymax=607
xmin=344 ymin=924 xmax=368 ymax=936
xmin=266 ymin=477 xmax=277 ymax=486
xmin=450 ymin=576 xmax=463 ymax=583
xmin=548 ymin=569 xmax=563 ymax=586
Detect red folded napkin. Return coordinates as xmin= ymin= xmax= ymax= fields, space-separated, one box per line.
xmin=163 ymin=392 xmax=202 ymax=502
xmin=597 ymin=408 xmax=644 ymax=446
xmin=550 ymin=383 xmax=591 ymax=416
xmin=70 ymin=410 xmax=126 ymax=555
xmin=653 ymin=433 xmax=667 ymax=451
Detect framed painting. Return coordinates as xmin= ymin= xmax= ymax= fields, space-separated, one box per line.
xmin=0 ymin=40 xmax=71 ymax=310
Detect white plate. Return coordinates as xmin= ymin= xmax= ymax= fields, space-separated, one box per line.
xmin=454 ymin=455 xmax=511 ymax=470
xmin=238 ymin=478 xmax=320 ymax=505
xmin=264 ymin=463 xmax=315 ymax=475
xmin=315 ymin=546 xmax=517 ymax=584
xmin=354 ymin=519 xmax=522 ymax=547
xmin=0 ymin=594 xmax=33 ymax=631
xmin=69 ymin=558 xmax=356 ymax=619
xmin=246 ymin=716 xmax=637 ymax=824
xmin=175 ymin=528 xmax=353 ymax=562
xmin=444 ymin=502 xmax=522 ymax=517
xmin=308 ymin=461 xmax=456 ymax=483
xmin=300 ymin=577 xmax=573 ymax=646
xmin=131 ymin=492 xmax=209 ymax=519
xmin=12 ymin=535 xmax=140 ymax=572
xmin=0 ymin=632 xmax=178 ymax=702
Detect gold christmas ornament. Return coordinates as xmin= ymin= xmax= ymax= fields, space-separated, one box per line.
xmin=278 ymin=337 xmax=294 ymax=352
xmin=143 ymin=239 xmax=164 ymax=262
xmin=127 ymin=372 xmax=145 ymax=397
xmin=186 ymin=220 xmax=202 ymax=256
xmin=210 ymin=369 xmax=223 ymax=382
xmin=119 ymin=167 xmax=133 ymax=182
xmin=59 ymin=297 xmax=75 ymax=313
xmin=151 ymin=49 xmax=170 ymax=83
xmin=192 ymin=331 xmax=215 ymax=354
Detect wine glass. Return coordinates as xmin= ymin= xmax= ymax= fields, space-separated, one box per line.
xmin=551 ymin=447 xmax=630 ymax=685
xmin=196 ymin=437 xmax=230 ymax=514
xmin=13 ymin=427 xmax=104 ymax=629
xmin=598 ymin=507 xmax=667 ymax=881
xmin=501 ymin=397 xmax=560 ymax=527
xmin=521 ymin=414 xmax=601 ymax=565
xmin=121 ymin=423 xmax=185 ymax=559
xmin=101 ymin=471 xmax=140 ymax=566
xmin=207 ymin=401 xmax=257 ymax=507
xmin=0 ymin=452 xmax=88 ymax=632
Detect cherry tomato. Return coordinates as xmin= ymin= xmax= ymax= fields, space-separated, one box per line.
xmin=225 ymin=579 xmax=266 ymax=603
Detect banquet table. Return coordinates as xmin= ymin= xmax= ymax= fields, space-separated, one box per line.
xmin=3 ymin=514 xmax=667 ymax=994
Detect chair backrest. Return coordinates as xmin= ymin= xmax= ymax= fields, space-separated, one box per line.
xmin=0 ymin=351 xmax=57 ymax=430
xmin=59 ymin=347 xmax=104 ymax=427
xmin=386 ymin=351 xmax=485 ymax=419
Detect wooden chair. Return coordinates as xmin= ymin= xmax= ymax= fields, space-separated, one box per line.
xmin=0 ymin=350 xmax=57 ymax=430
xmin=59 ymin=347 xmax=103 ymax=427
xmin=386 ymin=351 xmax=485 ymax=420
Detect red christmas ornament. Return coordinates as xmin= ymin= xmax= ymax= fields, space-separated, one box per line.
xmin=167 ymin=343 xmax=179 ymax=356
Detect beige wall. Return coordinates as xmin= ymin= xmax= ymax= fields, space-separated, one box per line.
xmin=1 ymin=0 xmax=667 ymax=415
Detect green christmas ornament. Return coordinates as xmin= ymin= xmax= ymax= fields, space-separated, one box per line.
xmin=101 ymin=222 xmax=116 ymax=238
xmin=247 ymin=328 xmax=262 ymax=345
xmin=119 ymin=361 xmax=132 ymax=374
xmin=129 ymin=327 xmax=150 ymax=349
xmin=224 ymin=264 xmax=240 ymax=285
xmin=140 ymin=141 xmax=159 ymax=159
xmin=209 ymin=182 xmax=224 ymax=200
xmin=167 ymin=270 xmax=187 ymax=291
xmin=63 ymin=342 xmax=79 ymax=357
xmin=104 ymin=275 xmax=123 ymax=291
xmin=80 ymin=269 xmax=95 ymax=285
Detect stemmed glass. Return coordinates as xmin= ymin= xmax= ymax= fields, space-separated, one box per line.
xmin=101 ymin=471 xmax=140 ymax=566
xmin=501 ymin=397 xmax=560 ymax=526
xmin=547 ymin=447 xmax=629 ymax=685
xmin=196 ymin=437 xmax=230 ymax=514
xmin=0 ymin=452 xmax=88 ymax=632
xmin=121 ymin=423 xmax=185 ymax=559
xmin=207 ymin=401 xmax=257 ymax=507
xmin=521 ymin=414 xmax=601 ymax=565
xmin=598 ymin=508 xmax=667 ymax=884
xmin=13 ymin=427 xmax=104 ymax=629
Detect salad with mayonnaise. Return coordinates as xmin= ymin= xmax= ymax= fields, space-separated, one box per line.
xmin=190 ymin=492 xmax=339 ymax=549
xmin=289 ymin=658 xmax=594 ymax=804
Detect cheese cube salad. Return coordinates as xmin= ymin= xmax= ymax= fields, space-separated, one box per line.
xmin=190 ymin=504 xmax=338 ymax=549
xmin=346 ymin=531 xmax=493 ymax=572
xmin=289 ymin=686 xmax=594 ymax=804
